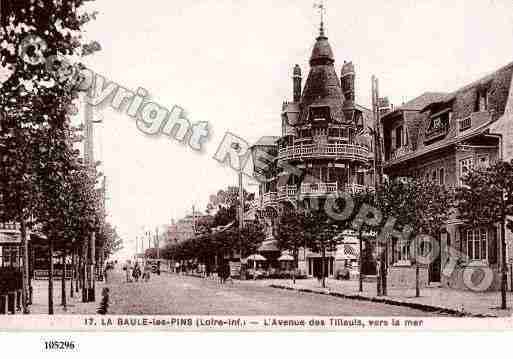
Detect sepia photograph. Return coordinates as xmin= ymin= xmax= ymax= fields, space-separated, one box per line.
xmin=1 ymin=0 xmax=513 ymax=346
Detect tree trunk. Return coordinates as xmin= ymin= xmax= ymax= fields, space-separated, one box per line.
xmin=501 ymin=218 xmax=508 ymax=309
xmin=19 ymin=218 xmax=30 ymax=314
xmin=82 ymin=239 xmax=88 ymax=303
xmin=321 ymin=243 xmax=326 ymax=289
xmin=359 ymin=231 xmax=363 ymax=293
xmin=90 ymin=232 xmax=96 ymax=302
xmin=384 ymin=238 xmax=388 ymax=296
xmin=376 ymin=238 xmax=382 ymax=296
xmin=76 ymin=247 xmax=81 ymax=293
xmin=61 ymin=251 xmax=66 ymax=310
xmin=48 ymin=237 xmax=54 ymax=315
xmin=70 ymin=248 xmax=74 ymax=298
xmin=415 ymin=235 xmax=420 ymax=298
xmin=292 ymin=247 xmax=297 ymax=286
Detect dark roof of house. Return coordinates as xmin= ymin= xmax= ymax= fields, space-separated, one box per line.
xmin=252 ymin=136 xmax=279 ymax=147
xmin=299 ymin=34 xmax=347 ymax=124
xmin=384 ymin=61 xmax=513 ymax=167
xmin=383 ymin=92 xmax=449 ymax=118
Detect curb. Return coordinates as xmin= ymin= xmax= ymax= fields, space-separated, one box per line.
xmin=268 ymin=284 xmax=497 ymax=318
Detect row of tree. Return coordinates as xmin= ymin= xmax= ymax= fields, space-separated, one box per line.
xmin=0 ymin=0 xmax=122 ymax=314
xmin=157 ymin=159 xmax=513 ymax=310
xmin=151 ymin=187 xmax=264 ymax=270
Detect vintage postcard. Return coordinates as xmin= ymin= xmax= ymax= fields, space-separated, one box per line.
xmin=1 ymin=0 xmax=513 ymax=342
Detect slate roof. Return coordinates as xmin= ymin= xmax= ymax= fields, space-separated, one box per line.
xmin=384 ymin=61 xmax=513 ymax=167
xmin=299 ymin=34 xmax=347 ymax=124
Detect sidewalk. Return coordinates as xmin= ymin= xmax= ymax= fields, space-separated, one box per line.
xmin=28 ymin=279 xmax=106 ymax=315
xmin=247 ymin=278 xmax=513 ymax=317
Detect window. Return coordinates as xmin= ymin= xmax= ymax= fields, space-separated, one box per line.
xmin=395 ymin=126 xmax=403 ymax=149
xmin=459 ymin=157 xmax=474 ymax=184
xmin=426 ymin=111 xmax=450 ymax=141
xmin=459 ymin=117 xmax=472 ymax=131
xmin=439 ymin=168 xmax=445 ymax=186
xmin=477 ymin=155 xmax=490 ymax=169
xmin=357 ymin=171 xmax=365 ymax=186
xmin=431 ymin=170 xmax=437 ymax=183
xmin=0 ymin=247 xmax=20 ymax=268
xmin=475 ymin=90 xmax=489 ymax=112
xmin=397 ymin=241 xmax=410 ymax=262
xmin=465 ymin=228 xmax=488 ymax=261
xmin=310 ymin=106 xmax=331 ymax=121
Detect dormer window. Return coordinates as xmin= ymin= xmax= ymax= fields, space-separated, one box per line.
xmin=309 ymin=106 xmax=331 ymax=122
xmin=425 ymin=109 xmax=451 ymax=143
xmin=395 ymin=125 xmax=404 ymax=149
xmin=475 ymin=89 xmax=489 ymax=112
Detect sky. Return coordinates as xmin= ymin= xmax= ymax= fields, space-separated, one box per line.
xmin=78 ymin=0 xmax=513 ymax=260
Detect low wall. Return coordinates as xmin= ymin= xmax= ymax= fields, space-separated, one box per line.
xmin=441 ymin=264 xmax=510 ymax=292
xmin=388 ymin=265 xmax=428 ymax=289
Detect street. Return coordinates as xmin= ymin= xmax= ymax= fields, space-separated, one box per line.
xmin=105 ymin=269 xmax=445 ymax=316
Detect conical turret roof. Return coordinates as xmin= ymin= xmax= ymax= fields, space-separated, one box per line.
xmin=300 ymin=34 xmax=346 ymax=123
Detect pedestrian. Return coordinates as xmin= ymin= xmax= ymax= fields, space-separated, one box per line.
xmin=223 ymin=261 xmax=233 ymax=284
xmin=125 ymin=261 xmax=133 ymax=283
xmin=132 ymin=262 xmax=141 ymax=282
xmin=143 ymin=261 xmax=151 ymax=282
xmin=175 ymin=262 xmax=180 ymax=275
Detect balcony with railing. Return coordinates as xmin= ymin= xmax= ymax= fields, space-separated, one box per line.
xmin=300 ymin=182 xmax=338 ymax=197
xmin=278 ymin=143 xmax=370 ymax=162
xmin=277 ymin=185 xmax=298 ymax=201
xmin=388 ymin=145 xmax=413 ymax=161
xmin=345 ymin=183 xmax=374 ymax=194
xmin=261 ymin=192 xmax=277 ymax=206
xmin=458 ymin=111 xmax=493 ymax=133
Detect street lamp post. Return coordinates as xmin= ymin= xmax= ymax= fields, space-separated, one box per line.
xmin=231 ymin=142 xmax=246 ymax=280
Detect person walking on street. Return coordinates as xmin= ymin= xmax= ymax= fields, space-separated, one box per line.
xmin=143 ymin=261 xmax=151 ymax=282
xmin=125 ymin=261 xmax=133 ymax=283
xmin=132 ymin=262 xmax=141 ymax=282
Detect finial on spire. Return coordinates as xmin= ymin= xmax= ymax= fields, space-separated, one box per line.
xmin=314 ymin=0 xmax=326 ymax=37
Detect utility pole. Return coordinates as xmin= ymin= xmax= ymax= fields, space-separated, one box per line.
xmin=192 ymin=205 xmax=196 ymax=234
xmin=238 ymin=169 xmax=245 ymax=279
xmin=372 ymin=75 xmax=386 ymax=296
xmin=156 ymin=227 xmax=160 ymax=260
xmin=83 ymin=94 xmax=97 ymax=302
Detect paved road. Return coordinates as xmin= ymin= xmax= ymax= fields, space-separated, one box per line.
xmin=105 ymin=269 xmax=445 ymax=316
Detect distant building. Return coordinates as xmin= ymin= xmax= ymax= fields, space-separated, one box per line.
xmin=381 ymin=62 xmax=513 ymax=290
xmin=175 ymin=213 xmax=214 ymax=243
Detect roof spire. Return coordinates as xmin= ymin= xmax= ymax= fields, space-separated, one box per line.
xmin=314 ymin=0 xmax=326 ymax=38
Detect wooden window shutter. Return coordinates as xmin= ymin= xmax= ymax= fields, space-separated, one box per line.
xmin=488 ymin=226 xmax=498 ymax=265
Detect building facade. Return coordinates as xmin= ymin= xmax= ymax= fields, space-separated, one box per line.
xmin=251 ymin=24 xmax=375 ymax=278
xmin=381 ymin=62 xmax=513 ymax=290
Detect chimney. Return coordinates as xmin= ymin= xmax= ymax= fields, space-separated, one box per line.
xmin=341 ymin=61 xmax=355 ymax=102
xmin=293 ymin=64 xmax=302 ymax=103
